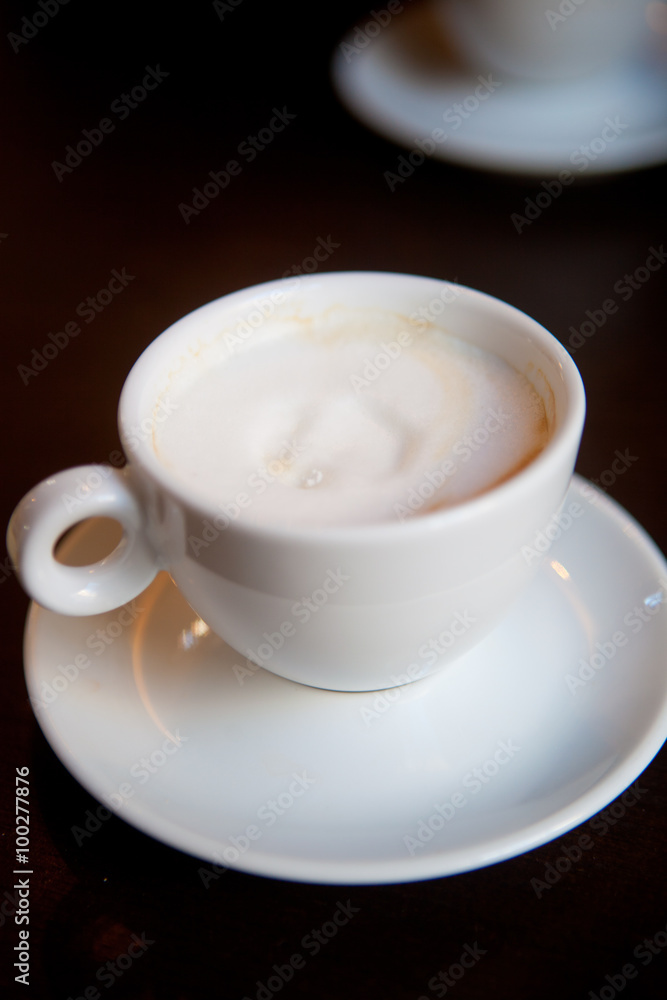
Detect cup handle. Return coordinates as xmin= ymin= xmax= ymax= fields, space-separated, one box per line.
xmin=6 ymin=464 xmax=159 ymax=616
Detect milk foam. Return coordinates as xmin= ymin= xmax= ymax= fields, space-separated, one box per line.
xmin=154 ymin=321 xmax=549 ymax=527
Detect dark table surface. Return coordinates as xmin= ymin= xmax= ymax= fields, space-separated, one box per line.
xmin=1 ymin=2 xmax=666 ymax=998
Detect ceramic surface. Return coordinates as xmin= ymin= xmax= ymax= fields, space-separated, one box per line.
xmin=9 ymin=273 xmax=585 ymax=691
xmin=331 ymin=3 xmax=667 ymax=175
xmin=24 ymin=477 xmax=667 ymax=884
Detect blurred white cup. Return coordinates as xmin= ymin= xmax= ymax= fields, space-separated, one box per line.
xmin=438 ymin=0 xmax=651 ymax=81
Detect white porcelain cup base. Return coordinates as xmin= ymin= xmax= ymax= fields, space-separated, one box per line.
xmin=437 ymin=0 xmax=651 ymax=82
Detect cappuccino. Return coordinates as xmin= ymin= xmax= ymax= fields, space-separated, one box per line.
xmin=10 ymin=273 xmax=585 ymax=690
xmin=154 ymin=312 xmax=549 ymax=527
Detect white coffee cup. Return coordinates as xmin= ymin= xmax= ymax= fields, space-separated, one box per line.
xmin=7 ymin=273 xmax=585 ymax=692
xmin=438 ymin=0 xmax=650 ymax=81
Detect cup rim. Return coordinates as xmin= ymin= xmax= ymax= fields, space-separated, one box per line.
xmin=118 ymin=271 xmax=586 ymax=542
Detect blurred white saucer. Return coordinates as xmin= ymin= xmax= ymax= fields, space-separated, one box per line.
xmin=331 ymin=1 xmax=667 ymax=176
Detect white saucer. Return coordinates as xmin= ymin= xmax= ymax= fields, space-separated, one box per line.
xmin=24 ymin=476 xmax=667 ymax=884
xmin=331 ymin=2 xmax=667 ymax=175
